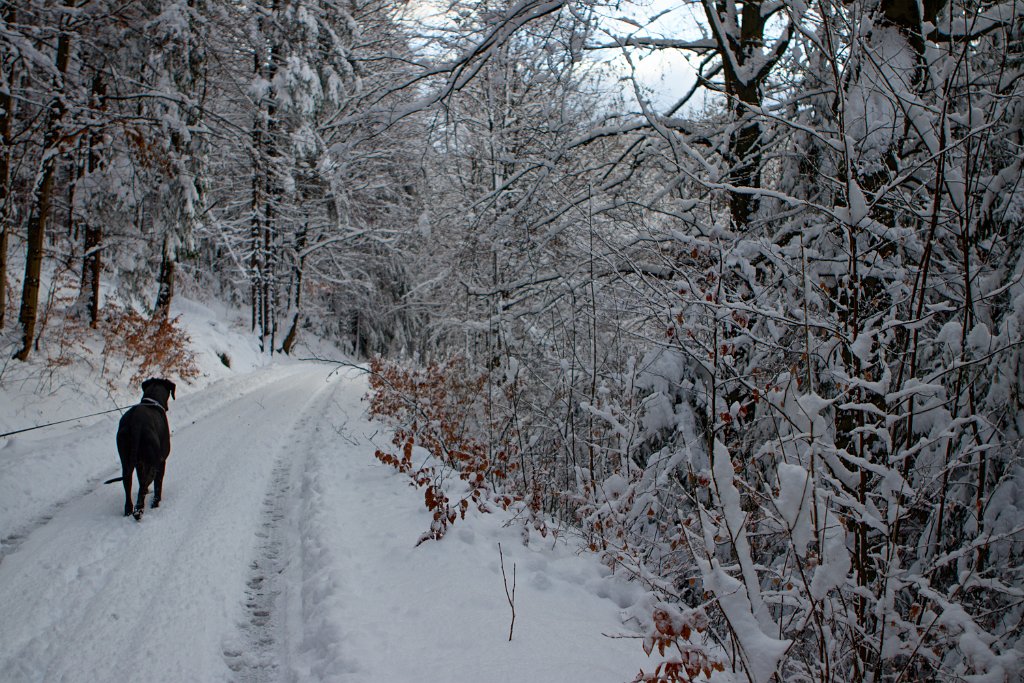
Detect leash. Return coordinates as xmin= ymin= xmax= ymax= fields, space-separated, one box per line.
xmin=0 ymin=405 xmax=133 ymax=439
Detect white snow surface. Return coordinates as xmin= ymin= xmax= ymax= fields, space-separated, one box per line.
xmin=0 ymin=307 xmax=661 ymax=682
xmin=774 ymin=463 xmax=812 ymax=557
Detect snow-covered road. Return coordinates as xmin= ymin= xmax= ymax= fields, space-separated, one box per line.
xmin=0 ymin=363 xmax=655 ymax=682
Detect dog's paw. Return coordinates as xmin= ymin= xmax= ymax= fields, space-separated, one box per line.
xmin=124 ymin=505 xmax=134 ymax=517
xmin=133 ymin=507 xmax=144 ymax=521
xmin=151 ymin=498 xmax=160 ymax=509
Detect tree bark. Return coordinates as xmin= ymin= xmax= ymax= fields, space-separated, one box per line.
xmin=250 ymin=0 xmax=282 ymax=353
xmin=0 ymin=226 xmax=7 ymax=330
xmin=81 ymin=222 xmax=102 ymax=324
xmin=0 ymin=44 xmax=13 ymax=329
xmin=154 ymin=236 xmax=175 ymax=318
xmin=16 ymin=22 xmax=72 ymax=360
xmin=0 ymin=1 xmax=16 ymax=330
xmin=17 ymin=158 xmax=57 ymax=360
xmin=280 ymin=226 xmax=306 ymax=355
xmin=80 ymin=71 xmax=106 ymax=326
xmin=701 ymin=0 xmax=789 ymax=230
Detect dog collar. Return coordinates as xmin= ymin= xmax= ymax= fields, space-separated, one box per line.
xmin=140 ymin=397 xmax=166 ymax=411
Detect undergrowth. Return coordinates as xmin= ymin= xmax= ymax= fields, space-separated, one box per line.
xmin=367 ymin=356 xmax=531 ymax=545
xmin=100 ymin=304 xmax=199 ymax=384
xmin=33 ymin=298 xmax=199 ymax=389
xmin=366 ymin=355 xmax=714 ymax=680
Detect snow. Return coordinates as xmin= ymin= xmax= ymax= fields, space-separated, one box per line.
xmin=850 ymin=329 xmax=873 ymax=363
xmin=966 ymin=322 xmax=993 ymax=354
xmin=940 ymin=1 xmax=1024 ymax=38
xmin=0 ymin=299 xmax=663 ymax=683
xmin=707 ymin=439 xmax=783 ymax=647
xmin=935 ymin=320 xmax=964 ymax=355
xmin=843 ymin=25 xmax=916 ymax=165
xmin=844 ymin=178 xmax=869 ymax=229
xmin=696 ymin=554 xmax=789 ymax=683
xmin=808 ymin=505 xmax=850 ymax=603
xmin=774 ymin=463 xmax=812 ymax=556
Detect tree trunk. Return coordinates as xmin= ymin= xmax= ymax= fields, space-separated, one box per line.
xmin=250 ymin=137 xmax=262 ymax=336
xmin=280 ymin=226 xmax=307 ymax=355
xmin=0 ymin=227 xmax=7 ymax=330
xmin=250 ymin=1 xmax=282 ymax=353
xmin=81 ymin=225 xmax=102 ymax=324
xmin=80 ymin=71 xmax=106 ymax=326
xmin=17 ymin=162 xmax=56 ymax=360
xmin=262 ymin=200 xmax=271 ymax=351
xmin=249 ymin=40 xmax=271 ymax=349
xmin=17 ymin=25 xmax=72 ymax=360
xmin=0 ymin=104 xmax=11 ymax=328
xmin=0 ymin=1 xmax=15 ymax=330
xmin=726 ymin=82 xmax=762 ymax=230
xmin=700 ymin=0 xmax=789 ymax=230
xmin=154 ymin=237 xmax=175 ymax=318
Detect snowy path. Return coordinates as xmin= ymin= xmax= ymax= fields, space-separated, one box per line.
xmin=0 ymin=364 xmax=654 ymax=682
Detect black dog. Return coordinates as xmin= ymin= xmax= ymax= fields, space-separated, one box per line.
xmin=105 ymin=378 xmax=176 ymax=520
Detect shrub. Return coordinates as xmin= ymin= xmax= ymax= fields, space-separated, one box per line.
xmin=101 ymin=304 xmax=200 ymax=383
xmin=367 ymin=356 xmax=521 ymax=544
xmin=633 ymin=606 xmax=723 ymax=683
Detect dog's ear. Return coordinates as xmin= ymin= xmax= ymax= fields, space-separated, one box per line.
xmin=166 ymin=380 xmax=176 ymax=400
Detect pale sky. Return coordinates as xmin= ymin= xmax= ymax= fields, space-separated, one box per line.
xmin=397 ymin=0 xmax=715 ymax=115
xmin=587 ymin=0 xmax=711 ymax=113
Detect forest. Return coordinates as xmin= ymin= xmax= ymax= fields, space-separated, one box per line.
xmin=2 ymin=0 xmax=1023 ymax=681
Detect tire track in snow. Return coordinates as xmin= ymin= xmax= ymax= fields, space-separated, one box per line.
xmin=292 ymin=368 xmax=368 ymax=680
xmin=223 ymin=453 xmax=293 ymax=681
xmin=224 ymin=369 xmax=349 ymax=681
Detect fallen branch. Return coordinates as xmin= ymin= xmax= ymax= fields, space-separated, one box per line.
xmin=499 ymin=542 xmax=516 ymax=642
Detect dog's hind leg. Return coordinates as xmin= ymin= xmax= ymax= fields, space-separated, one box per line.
xmin=151 ymin=461 xmax=166 ymax=508
xmin=134 ymin=464 xmax=153 ymax=520
xmin=122 ymin=478 xmax=133 ymax=517
xmin=116 ymin=431 xmax=134 ymax=517
xmin=120 ymin=460 xmax=134 ymax=517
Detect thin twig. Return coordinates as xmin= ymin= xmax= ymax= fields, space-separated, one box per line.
xmin=499 ymin=542 xmax=516 ymax=642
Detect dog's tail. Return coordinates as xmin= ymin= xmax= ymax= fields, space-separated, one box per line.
xmin=103 ymin=476 xmax=123 ymax=485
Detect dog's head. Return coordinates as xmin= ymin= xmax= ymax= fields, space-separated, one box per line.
xmin=141 ymin=378 xmax=177 ymax=410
